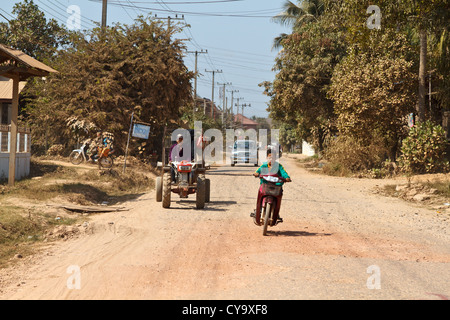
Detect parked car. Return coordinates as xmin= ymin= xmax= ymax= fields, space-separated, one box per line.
xmin=230 ymin=140 xmax=259 ymax=167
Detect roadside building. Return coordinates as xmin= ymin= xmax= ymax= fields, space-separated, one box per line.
xmin=0 ymin=77 xmax=30 ymax=180
xmin=234 ymin=114 xmax=258 ymax=131
xmin=0 ymin=43 xmax=57 ymax=184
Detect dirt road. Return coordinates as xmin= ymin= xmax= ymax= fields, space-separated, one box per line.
xmin=0 ymin=155 xmax=449 ymax=300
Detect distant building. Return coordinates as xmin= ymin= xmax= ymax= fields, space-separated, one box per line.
xmin=194 ymin=97 xmax=222 ymax=120
xmin=302 ymin=140 xmax=316 ymax=157
xmin=0 ymin=43 xmax=57 ymax=184
xmin=234 ymin=114 xmax=258 ymax=131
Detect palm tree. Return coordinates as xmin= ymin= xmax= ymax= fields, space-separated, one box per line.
xmin=404 ymin=0 xmax=449 ymax=122
xmin=271 ymin=0 xmax=325 ymax=50
xmin=431 ymin=28 xmax=450 ymax=111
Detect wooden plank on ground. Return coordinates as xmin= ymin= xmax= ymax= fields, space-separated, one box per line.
xmin=59 ymin=205 xmax=128 ymax=213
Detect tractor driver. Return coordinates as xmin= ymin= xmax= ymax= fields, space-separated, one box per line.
xmin=169 ymin=134 xmax=184 ymax=181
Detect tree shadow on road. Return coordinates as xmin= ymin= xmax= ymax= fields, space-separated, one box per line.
xmin=268 ymin=230 xmax=333 ymax=237
xmin=207 ymin=172 xmax=253 ymax=177
xmin=171 ymin=200 xmax=238 ymax=212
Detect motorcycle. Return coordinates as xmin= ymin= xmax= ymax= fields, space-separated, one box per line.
xmin=69 ymin=142 xmax=114 ymax=169
xmin=254 ymin=173 xmax=288 ymax=236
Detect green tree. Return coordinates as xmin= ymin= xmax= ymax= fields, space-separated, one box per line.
xmin=399 ymin=120 xmax=449 ymax=174
xmin=263 ymin=15 xmax=346 ymax=151
xmin=333 ymin=0 xmax=450 ymax=121
xmin=276 ymin=121 xmax=301 ymax=152
xmin=429 ymin=19 xmax=450 ymax=115
xmin=0 ymin=0 xmax=70 ymax=62
xmin=328 ymin=31 xmax=417 ymax=161
xmin=403 ymin=0 xmax=449 ymax=121
xmin=271 ymin=0 xmax=325 ymax=50
xmin=432 ymin=29 xmax=450 ymax=111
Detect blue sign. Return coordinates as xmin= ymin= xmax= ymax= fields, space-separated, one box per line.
xmin=132 ymin=123 xmax=150 ymax=139
xmin=408 ymin=113 xmax=415 ymax=128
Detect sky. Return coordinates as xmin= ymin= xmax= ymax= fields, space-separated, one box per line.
xmin=0 ymin=0 xmax=290 ymax=119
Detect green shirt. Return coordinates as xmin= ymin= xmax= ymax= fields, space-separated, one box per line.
xmin=255 ymin=162 xmax=290 ymax=185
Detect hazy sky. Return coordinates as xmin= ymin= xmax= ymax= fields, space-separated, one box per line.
xmin=0 ymin=0 xmax=290 ymax=118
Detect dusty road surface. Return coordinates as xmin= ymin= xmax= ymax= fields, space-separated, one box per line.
xmin=0 ymin=155 xmax=449 ymax=300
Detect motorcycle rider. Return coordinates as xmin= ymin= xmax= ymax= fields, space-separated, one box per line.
xmin=251 ymin=148 xmax=291 ymax=224
xmin=88 ymin=131 xmax=104 ymax=162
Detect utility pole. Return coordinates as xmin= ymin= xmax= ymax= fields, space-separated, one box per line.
xmin=217 ymin=82 xmax=231 ymax=126
xmin=227 ymin=89 xmax=239 ymax=126
xmin=235 ymin=97 xmax=243 ymax=127
xmin=187 ymin=50 xmax=208 ymax=101
xmin=154 ymin=14 xmax=185 ymax=30
xmin=102 ymin=0 xmax=107 ymax=28
xmin=241 ymin=103 xmax=251 ymax=124
xmin=205 ymin=69 xmax=222 ymax=119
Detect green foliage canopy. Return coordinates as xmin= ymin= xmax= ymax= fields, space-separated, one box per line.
xmin=0 ymin=0 xmax=70 ymax=62
xmin=328 ymin=31 xmax=417 ymax=148
xmin=262 ymin=16 xmax=346 ymax=150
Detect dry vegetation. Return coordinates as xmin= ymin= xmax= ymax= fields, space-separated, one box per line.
xmin=295 ymin=153 xmax=449 ymax=212
xmin=0 ymin=157 xmax=155 ymax=267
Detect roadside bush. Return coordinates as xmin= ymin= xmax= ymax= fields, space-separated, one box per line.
xmin=323 ymin=135 xmax=388 ymax=175
xmin=399 ymin=121 xmax=449 ymax=174
xmin=46 ymin=144 xmax=64 ymax=156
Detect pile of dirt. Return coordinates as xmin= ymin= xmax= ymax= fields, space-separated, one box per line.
xmin=375 ymin=182 xmax=450 ymax=212
xmin=44 ymin=221 xmax=92 ymax=241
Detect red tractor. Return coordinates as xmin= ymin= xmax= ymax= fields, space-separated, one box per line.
xmin=155 ymin=129 xmax=210 ymax=209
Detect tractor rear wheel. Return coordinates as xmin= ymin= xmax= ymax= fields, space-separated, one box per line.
xmin=162 ymin=172 xmax=171 ymax=208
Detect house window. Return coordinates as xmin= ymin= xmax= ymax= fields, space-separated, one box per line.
xmin=1 ymin=103 xmax=9 ymax=125
xmin=0 ymin=133 xmax=7 ymax=152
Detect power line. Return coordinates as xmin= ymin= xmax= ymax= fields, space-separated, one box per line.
xmin=34 ymin=0 xmax=67 ymax=25
xmin=51 ymin=0 xmax=97 ymax=27
xmin=88 ymin=0 xmax=280 ymax=18
xmin=153 ymin=0 xmax=232 ymax=88
xmin=0 ymin=13 xmax=11 ymax=23
xmin=104 ymin=0 xmax=244 ymax=4
xmin=35 ymin=0 xmax=94 ymax=30
xmin=115 ymin=0 xmax=135 ymax=20
xmin=0 ymin=8 xmax=13 ymax=22
xmin=197 ymin=43 xmax=275 ymax=59
xmin=125 ymin=0 xmax=142 ymax=16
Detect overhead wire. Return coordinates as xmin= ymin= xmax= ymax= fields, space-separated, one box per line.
xmin=114 ymin=0 xmax=136 ymax=20
xmin=0 ymin=8 xmax=14 ymax=22
xmin=18 ymin=0 xmax=273 ymax=115
xmin=107 ymin=0 xmax=244 ymax=4
xmin=50 ymin=0 xmax=98 ymax=28
xmin=35 ymin=0 xmax=94 ymax=30
xmin=89 ymin=0 xmax=280 ymax=18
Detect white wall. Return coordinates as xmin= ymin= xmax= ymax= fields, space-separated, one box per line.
xmin=302 ymin=141 xmax=316 ymax=157
xmin=0 ymin=153 xmax=31 ymax=180
xmin=0 ymin=131 xmax=31 ymax=181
